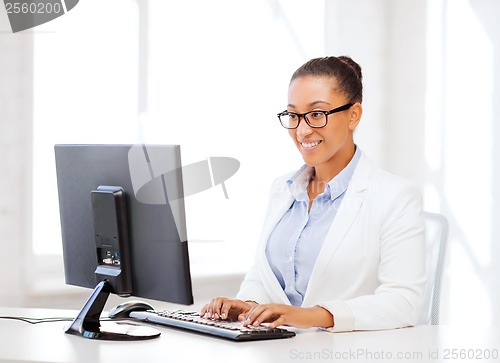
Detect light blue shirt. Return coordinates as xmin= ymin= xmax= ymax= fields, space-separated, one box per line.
xmin=265 ymin=147 xmax=361 ymax=306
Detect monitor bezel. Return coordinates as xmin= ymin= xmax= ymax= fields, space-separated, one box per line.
xmin=54 ymin=144 xmax=194 ymax=339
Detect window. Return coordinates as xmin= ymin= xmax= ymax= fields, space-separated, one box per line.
xmin=424 ymin=0 xmax=494 ymax=325
xmin=33 ymin=0 xmax=139 ymax=256
xmin=32 ymin=0 xmax=325 ymax=286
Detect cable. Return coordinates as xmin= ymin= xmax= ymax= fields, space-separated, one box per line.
xmin=0 ymin=316 xmax=131 ymax=324
xmin=0 ymin=316 xmax=74 ymax=324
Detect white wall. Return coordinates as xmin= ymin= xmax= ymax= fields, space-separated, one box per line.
xmin=456 ymin=0 xmax=500 ymax=326
xmin=325 ymin=0 xmax=427 ymax=180
xmin=0 ymin=12 xmax=33 ymax=306
xmin=325 ymin=0 xmax=500 ymax=326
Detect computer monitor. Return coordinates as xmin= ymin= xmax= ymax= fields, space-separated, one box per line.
xmin=54 ymin=144 xmax=193 ymax=340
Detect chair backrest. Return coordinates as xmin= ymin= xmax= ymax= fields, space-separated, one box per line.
xmin=420 ymin=211 xmax=449 ymax=325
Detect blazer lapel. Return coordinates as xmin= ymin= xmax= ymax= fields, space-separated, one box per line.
xmin=303 ymin=154 xmax=372 ymax=305
xmin=256 ymin=177 xmax=295 ymax=304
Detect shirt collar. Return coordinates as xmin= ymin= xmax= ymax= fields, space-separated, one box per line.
xmin=286 ymin=146 xmax=362 ymax=202
xmin=287 ymin=165 xmax=313 ymax=201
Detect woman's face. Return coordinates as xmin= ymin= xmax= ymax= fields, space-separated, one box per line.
xmin=287 ymin=75 xmax=361 ymax=169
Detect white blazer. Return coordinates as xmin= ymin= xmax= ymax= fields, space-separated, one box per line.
xmin=237 ymin=152 xmax=426 ymax=332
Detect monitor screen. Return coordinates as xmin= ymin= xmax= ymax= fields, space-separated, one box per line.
xmin=54 ymin=144 xmax=193 ymax=340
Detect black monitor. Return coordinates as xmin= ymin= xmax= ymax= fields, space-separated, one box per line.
xmin=54 ymin=144 xmax=193 ymax=340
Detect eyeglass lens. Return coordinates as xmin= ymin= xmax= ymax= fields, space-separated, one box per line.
xmin=280 ymin=111 xmax=327 ymax=129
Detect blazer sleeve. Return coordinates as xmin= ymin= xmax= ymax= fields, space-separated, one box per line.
xmin=318 ymin=180 xmax=426 ymax=332
xmin=236 ymin=259 xmax=273 ymax=304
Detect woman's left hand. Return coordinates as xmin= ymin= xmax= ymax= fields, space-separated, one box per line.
xmin=242 ymin=304 xmax=334 ymax=329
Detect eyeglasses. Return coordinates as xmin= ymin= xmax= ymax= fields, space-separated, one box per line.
xmin=277 ymin=103 xmax=353 ymax=129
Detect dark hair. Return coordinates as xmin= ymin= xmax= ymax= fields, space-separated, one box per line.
xmin=290 ymin=56 xmax=363 ymax=103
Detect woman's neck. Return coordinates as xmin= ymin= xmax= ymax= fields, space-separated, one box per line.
xmin=313 ymin=143 xmax=356 ymax=184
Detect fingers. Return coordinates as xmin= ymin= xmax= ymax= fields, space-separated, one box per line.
xmin=268 ymin=316 xmax=286 ymax=329
xmin=220 ymin=299 xmax=236 ymax=320
xmin=210 ymin=297 xmax=222 ymax=319
xmin=204 ymin=303 xmax=322 ymax=329
xmin=202 ymin=301 xmax=299 ymax=328
xmin=200 ymin=304 xmax=209 ymax=317
xmin=199 ymin=296 xmax=224 ymax=319
xmin=200 ymin=297 xmax=250 ymax=321
xmin=242 ymin=304 xmax=300 ymax=328
xmin=243 ymin=304 xmax=282 ymax=327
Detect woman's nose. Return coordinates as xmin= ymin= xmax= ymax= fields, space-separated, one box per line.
xmin=296 ymin=116 xmax=313 ymax=137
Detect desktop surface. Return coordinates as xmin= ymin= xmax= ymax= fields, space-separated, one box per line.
xmin=0 ymin=307 xmax=499 ymax=363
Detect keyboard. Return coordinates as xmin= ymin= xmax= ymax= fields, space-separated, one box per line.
xmin=129 ymin=309 xmax=296 ymax=341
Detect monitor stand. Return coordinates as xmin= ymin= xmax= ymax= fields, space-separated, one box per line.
xmin=65 ymin=280 xmax=161 ymax=340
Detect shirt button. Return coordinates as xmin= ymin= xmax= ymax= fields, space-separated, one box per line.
xmin=288 ymin=256 xmax=293 ymax=262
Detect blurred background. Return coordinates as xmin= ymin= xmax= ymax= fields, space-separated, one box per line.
xmin=1 ymin=0 xmax=499 ymax=326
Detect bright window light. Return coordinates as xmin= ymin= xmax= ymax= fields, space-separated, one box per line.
xmin=32 ymin=0 xmax=325 ymax=261
xmin=425 ymin=0 xmax=494 ymax=326
xmin=32 ymin=0 xmax=139 ymax=254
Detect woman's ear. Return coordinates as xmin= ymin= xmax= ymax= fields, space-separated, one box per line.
xmin=348 ymin=103 xmax=363 ymax=131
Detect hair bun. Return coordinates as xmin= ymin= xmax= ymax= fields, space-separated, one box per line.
xmin=338 ymin=56 xmax=362 ymax=81
xmin=291 ymin=55 xmax=363 ymax=103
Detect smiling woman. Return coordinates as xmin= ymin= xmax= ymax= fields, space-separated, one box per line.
xmin=201 ymin=56 xmax=426 ymax=332
xmin=284 ymin=57 xmax=363 ymax=208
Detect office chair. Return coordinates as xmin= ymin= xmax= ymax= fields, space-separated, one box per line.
xmin=420 ymin=211 xmax=449 ymax=325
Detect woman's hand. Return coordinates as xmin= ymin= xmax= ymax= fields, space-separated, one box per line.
xmin=200 ymin=297 xmax=256 ymax=321
xmin=242 ymin=304 xmax=334 ymax=329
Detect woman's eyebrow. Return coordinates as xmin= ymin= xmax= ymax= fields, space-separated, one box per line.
xmin=287 ymin=100 xmax=332 ymax=108
xmin=308 ymin=100 xmax=332 ymax=107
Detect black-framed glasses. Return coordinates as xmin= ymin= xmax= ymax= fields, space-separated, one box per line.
xmin=277 ymin=103 xmax=353 ymax=129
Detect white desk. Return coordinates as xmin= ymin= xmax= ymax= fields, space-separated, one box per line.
xmin=0 ymin=307 xmax=498 ymax=363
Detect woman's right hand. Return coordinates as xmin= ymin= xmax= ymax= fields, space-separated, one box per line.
xmin=200 ymin=297 xmax=256 ymax=321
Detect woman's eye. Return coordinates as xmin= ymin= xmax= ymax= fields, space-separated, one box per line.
xmin=309 ymin=111 xmax=324 ymax=119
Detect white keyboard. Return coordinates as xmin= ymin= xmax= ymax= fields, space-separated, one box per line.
xmin=129 ymin=309 xmax=296 ymax=341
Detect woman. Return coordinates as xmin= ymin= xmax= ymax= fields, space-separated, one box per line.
xmin=200 ymin=56 xmax=426 ymax=332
